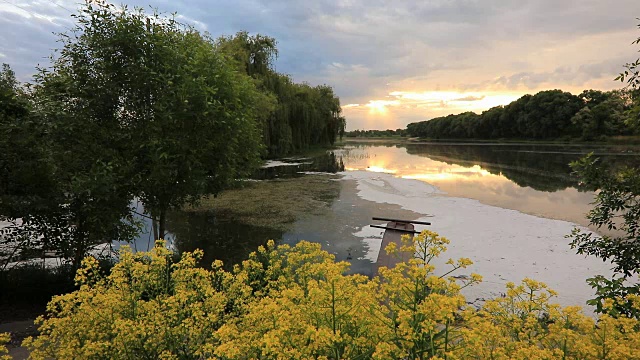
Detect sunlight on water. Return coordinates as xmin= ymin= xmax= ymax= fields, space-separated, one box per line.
xmin=364 ymin=165 xmax=397 ymax=174
xmin=338 ymin=142 xmax=640 ymax=229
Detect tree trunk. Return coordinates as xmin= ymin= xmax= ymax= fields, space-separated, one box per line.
xmin=152 ymin=216 xmax=159 ymax=242
xmin=159 ymin=209 xmax=166 ymax=241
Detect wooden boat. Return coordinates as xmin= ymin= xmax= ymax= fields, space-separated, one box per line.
xmin=371 ymin=217 xmax=431 ymax=274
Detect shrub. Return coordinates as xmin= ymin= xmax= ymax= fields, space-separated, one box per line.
xmin=24 ymin=231 xmax=640 ymax=359
xmin=0 ymin=332 xmax=9 ymax=360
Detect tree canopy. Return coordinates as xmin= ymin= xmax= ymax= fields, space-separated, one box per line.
xmin=21 ymin=1 xmax=268 ymax=254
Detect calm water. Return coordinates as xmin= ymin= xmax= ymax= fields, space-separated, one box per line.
xmin=338 ymin=142 xmax=640 ymax=227
xmin=162 ymin=141 xmax=640 ymax=270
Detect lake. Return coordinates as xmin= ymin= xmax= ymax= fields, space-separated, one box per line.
xmin=160 ymin=140 xmax=640 ymax=309
xmin=338 ymin=141 xmax=640 ymax=228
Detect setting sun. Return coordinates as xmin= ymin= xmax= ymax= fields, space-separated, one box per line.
xmin=365 ymin=100 xmax=399 ymax=114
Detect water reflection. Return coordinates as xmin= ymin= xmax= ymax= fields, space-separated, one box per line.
xmin=165 ymin=150 xmax=346 ymax=267
xmin=135 ymin=142 xmax=639 ymax=270
xmin=166 ymin=211 xmax=281 ymax=269
xmin=339 ymin=142 xmax=640 ymax=228
xmin=255 ymin=151 xmax=345 ymax=179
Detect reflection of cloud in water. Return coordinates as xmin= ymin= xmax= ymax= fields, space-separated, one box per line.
xmin=353 ymin=226 xmax=384 ymax=262
xmin=401 ymin=166 xmax=492 ymax=181
xmin=340 ymin=143 xmax=615 ymax=228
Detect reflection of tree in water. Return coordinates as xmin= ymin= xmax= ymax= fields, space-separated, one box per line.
xmin=405 ymin=143 xmax=640 ymax=192
xmin=316 ymin=151 xmax=345 ymax=173
xmin=254 ymin=151 xmax=345 ymax=179
xmin=166 ymin=211 xmax=282 ymax=270
xmin=168 ymin=153 xmax=345 ymax=268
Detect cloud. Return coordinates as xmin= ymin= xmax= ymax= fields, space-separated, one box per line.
xmin=452 ymin=95 xmax=486 ymax=102
xmin=2 ymin=0 xmax=639 ymax=129
xmin=0 ymin=1 xmax=75 ymax=80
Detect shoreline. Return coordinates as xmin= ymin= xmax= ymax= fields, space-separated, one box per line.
xmin=343 ymin=137 xmax=640 ymax=147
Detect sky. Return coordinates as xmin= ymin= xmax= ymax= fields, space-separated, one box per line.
xmin=1 ymin=1 xmax=639 ymax=130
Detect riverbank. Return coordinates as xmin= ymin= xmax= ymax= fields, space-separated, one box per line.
xmin=413 ymin=136 xmax=640 ymax=146
xmin=345 ymin=136 xmax=640 ymax=146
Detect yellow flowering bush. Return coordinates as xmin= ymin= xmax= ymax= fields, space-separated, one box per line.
xmin=0 ymin=332 xmax=10 ymax=360
xmin=23 ymin=231 xmax=640 ymax=359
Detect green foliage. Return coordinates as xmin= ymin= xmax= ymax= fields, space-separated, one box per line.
xmin=218 ymin=32 xmax=346 ymax=158
xmin=569 ymin=154 xmax=640 ymax=318
xmin=0 ymin=63 xmax=52 ymax=217
xmin=406 ymin=89 xmax=636 ymax=140
xmin=571 ymin=90 xmax=632 ymax=140
xmin=217 ymin=31 xmax=278 ymax=77
xmin=34 ymin=1 xmax=267 ymax=240
xmin=1 ymin=60 xmax=135 ymax=269
xmin=585 ymin=275 xmax=640 ymax=320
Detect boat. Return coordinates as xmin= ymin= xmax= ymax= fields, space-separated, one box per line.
xmin=370 ymin=217 xmax=431 ymax=274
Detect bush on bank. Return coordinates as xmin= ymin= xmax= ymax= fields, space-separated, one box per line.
xmin=13 ymin=231 xmax=640 ymax=359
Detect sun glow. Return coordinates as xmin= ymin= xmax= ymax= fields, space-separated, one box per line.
xmin=344 ymin=91 xmax=523 ymax=116
xmin=365 ymin=100 xmax=400 ymax=114
xmin=341 ymin=90 xmax=525 ymax=130
xmin=365 ymin=166 xmax=397 ymax=174
xmin=401 ymin=166 xmax=493 ymax=182
xmin=388 ymin=90 xmax=522 ymax=110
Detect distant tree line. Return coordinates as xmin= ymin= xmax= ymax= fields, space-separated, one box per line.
xmin=407 ymin=89 xmax=640 ymax=140
xmin=345 ymin=128 xmax=407 ymax=137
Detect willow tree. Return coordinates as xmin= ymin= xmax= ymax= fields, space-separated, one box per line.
xmin=37 ymin=1 xmax=265 ymax=241
xmin=218 ymin=32 xmax=346 ymax=158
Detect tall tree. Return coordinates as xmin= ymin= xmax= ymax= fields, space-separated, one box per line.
xmin=218 ymin=32 xmax=346 ymax=158
xmin=571 ymin=90 xmax=631 ymax=140
xmin=1 ymin=61 xmax=138 ymax=268
xmin=36 ymin=1 xmax=266 ymax=241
